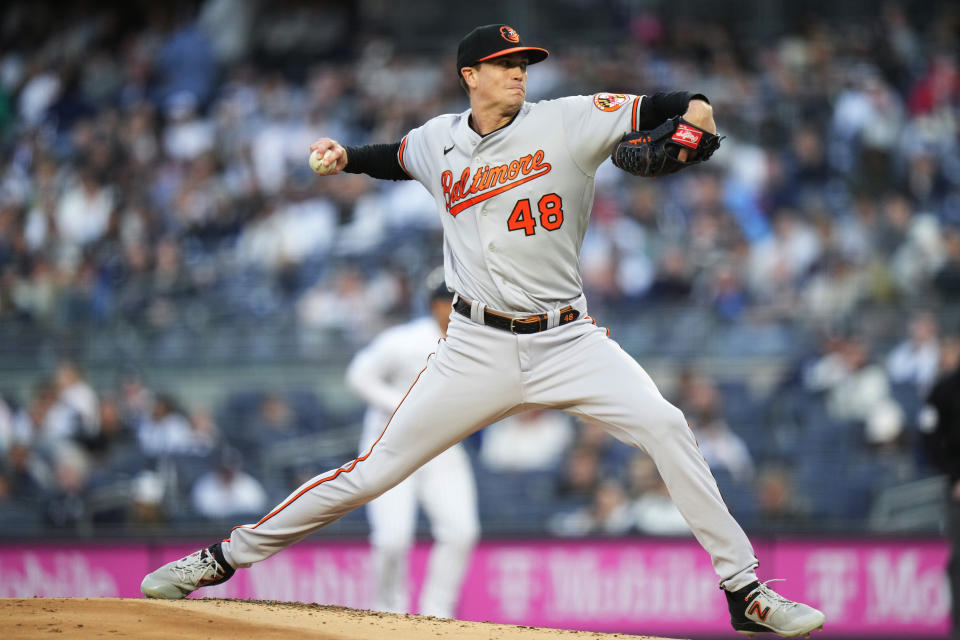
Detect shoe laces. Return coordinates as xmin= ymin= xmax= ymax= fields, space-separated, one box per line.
xmin=171 ymin=550 xmax=221 ymax=582
xmin=748 ymin=579 xmax=797 ymax=610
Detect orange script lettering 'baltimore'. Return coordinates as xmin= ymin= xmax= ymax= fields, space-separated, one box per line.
xmin=441 ymin=150 xmax=551 ymax=216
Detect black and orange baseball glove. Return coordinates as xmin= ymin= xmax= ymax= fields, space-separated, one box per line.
xmin=611 ymin=116 xmax=723 ymax=177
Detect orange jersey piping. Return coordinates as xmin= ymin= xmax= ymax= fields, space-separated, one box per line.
xmin=398 ymin=136 xmax=411 ymax=177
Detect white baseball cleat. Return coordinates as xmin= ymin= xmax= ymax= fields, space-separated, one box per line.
xmin=141 ymin=543 xmax=235 ymax=599
xmin=725 ymin=579 xmax=826 ymax=638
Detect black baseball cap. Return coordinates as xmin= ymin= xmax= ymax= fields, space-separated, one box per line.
xmin=456 ymin=24 xmax=549 ymax=76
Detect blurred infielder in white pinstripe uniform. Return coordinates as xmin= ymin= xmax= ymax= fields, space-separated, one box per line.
xmin=345 ymin=271 xmax=478 ymax=618
xmin=142 ymin=23 xmax=825 ymax=638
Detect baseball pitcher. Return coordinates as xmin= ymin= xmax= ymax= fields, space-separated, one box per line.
xmin=143 ymin=23 xmax=825 ymax=638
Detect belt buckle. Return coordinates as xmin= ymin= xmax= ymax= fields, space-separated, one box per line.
xmin=509 ymin=315 xmax=534 ymax=333
xmin=510 ymin=314 xmax=544 ymax=333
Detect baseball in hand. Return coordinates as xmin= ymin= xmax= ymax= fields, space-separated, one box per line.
xmin=309 ymin=148 xmax=336 ymax=175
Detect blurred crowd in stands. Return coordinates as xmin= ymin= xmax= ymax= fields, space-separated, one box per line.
xmin=0 ymin=0 xmax=959 ymax=536
xmin=2 ymin=323 xmax=955 ymax=535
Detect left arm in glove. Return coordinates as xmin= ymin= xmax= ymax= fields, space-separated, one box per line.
xmin=612 ymin=99 xmax=723 ymax=177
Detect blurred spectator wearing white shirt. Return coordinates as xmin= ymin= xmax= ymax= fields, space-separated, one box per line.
xmin=191 ymin=448 xmax=267 ymax=520
xmin=55 ymin=165 xmax=114 ymax=250
xmin=137 ymin=394 xmax=208 ymax=458
xmin=54 ymin=360 xmax=99 ymax=439
xmin=746 ymin=209 xmax=822 ymax=308
xmin=162 ymin=91 xmax=215 ymax=161
xmin=806 ymin=336 xmax=904 ymax=432
xmin=297 ymin=266 xmax=380 ymax=341
xmin=887 ymin=311 xmax=941 ymax=392
xmin=26 ymin=379 xmax=80 ymax=448
xmin=479 ymin=410 xmax=574 ymax=473
xmin=679 ymin=373 xmax=755 ymax=483
xmin=17 ymin=63 xmax=60 ymax=127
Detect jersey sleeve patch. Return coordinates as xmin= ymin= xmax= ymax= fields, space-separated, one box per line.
xmin=593 ymin=93 xmax=629 ymax=112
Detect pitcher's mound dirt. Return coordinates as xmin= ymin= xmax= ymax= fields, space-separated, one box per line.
xmin=0 ymin=598 xmax=682 ymax=639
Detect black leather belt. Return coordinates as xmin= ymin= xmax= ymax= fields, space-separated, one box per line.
xmin=453 ymin=296 xmax=580 ymax=334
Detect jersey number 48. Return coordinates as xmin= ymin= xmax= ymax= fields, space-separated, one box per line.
xmin=507 ymin=194 xmax=564 ymax=236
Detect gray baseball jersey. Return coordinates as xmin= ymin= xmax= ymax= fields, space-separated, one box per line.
xmin=399 ymin=93 xmax=644 ymax=314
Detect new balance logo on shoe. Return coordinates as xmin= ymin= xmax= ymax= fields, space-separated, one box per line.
xmin=748 ymin=600 xmax=771 ymax=622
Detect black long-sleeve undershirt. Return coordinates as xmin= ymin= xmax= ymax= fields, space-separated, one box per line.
xmin=343 ymin=143 xmax=410 ymax=181
xmin=635 ymin=91 xmax=709 ymax=129
xmin=341 ymin=91 xmax=709 ymax=178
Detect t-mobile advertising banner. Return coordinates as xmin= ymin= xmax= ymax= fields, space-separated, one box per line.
xmin=0 ymin=538 xmax=949 ymax=637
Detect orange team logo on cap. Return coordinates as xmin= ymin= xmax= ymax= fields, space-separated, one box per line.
xmin=500 ymin=26 xmax=520 ymax=43
xmin=593 ymin=93 xmax=628 ymax=112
